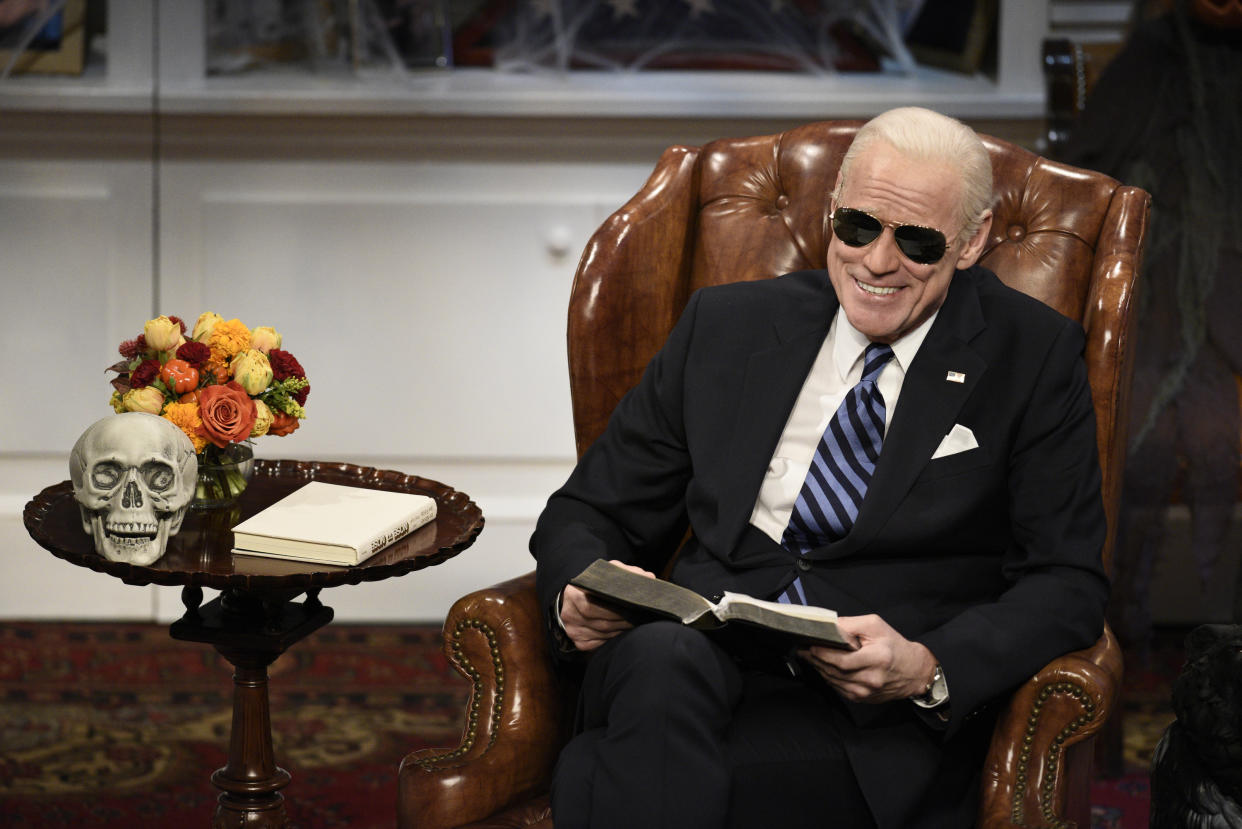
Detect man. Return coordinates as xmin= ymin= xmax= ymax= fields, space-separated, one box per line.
xmin=531 ymin=107 xmax=1109 ymax=828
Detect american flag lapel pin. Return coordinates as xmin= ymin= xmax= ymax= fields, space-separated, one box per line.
xmin=946 ymin=371 xmax=966 ymax=383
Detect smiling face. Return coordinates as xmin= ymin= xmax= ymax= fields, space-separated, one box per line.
xmin=827 ymin=141 xmax=992 ymax=344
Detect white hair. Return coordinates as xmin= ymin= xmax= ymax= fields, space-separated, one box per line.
xmin=833 ymin=107 xmax=994 ymax=243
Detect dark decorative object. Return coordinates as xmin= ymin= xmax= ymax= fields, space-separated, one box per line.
xmin=905 ymin=0 xmax=997 ymax=74
xmin=451 ymin=0 xmax=888 ymax=72
xmin=1150 ymin=624 xmax=1242 ymax=827
xmin=206 ymin=0 xmax=450 ymax=74
xmin=1061 ymin=1 xmax=1242 ymax=649
xmin=0 ymin=0 xmax=86 ymax=77
xmin=374 ymin=0 xmax=453 ymax=68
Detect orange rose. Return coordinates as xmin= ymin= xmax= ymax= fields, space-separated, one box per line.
xmin=267 ymin=410 xmax=300 ymax=437
xmin=197 ymin=381 xmax=258 ymax=448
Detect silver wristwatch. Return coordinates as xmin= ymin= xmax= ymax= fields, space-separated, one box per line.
xmin=911 ymin=663 xmax=949 ymax=709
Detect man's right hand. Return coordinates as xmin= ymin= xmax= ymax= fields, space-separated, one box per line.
xmin=559 ymin=560 xmax=655 ymax=651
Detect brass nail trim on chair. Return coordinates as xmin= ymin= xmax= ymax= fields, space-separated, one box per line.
xmin=1010 ymin=681 xmax=1098 ymax=827
xmin=412 ymin=618 xmax=505 ymax=769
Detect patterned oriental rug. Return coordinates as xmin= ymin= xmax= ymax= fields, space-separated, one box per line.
xmin=0 ymin=622 xmax=1184 ymax=828
xmin=0 ymin=622 xmax=470 ymax=828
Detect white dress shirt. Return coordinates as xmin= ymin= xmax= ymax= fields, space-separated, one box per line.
xmin=748 ymin=307 xmax=938 ymax=544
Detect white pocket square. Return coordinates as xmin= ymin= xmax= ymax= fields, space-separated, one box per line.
xmin=931 ymin=424 xmax=979 ymax=459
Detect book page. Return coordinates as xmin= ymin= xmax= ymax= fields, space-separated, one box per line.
xmin=713 ymin=592 xmax=853 ymax=649
xmin=715 ymin=592 xmax=839 ymax=623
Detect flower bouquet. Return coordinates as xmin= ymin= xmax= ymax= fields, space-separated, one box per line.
xmin=106 ymin=313 xmax=309 ymax=507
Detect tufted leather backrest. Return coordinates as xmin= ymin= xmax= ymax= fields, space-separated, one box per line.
xmin=567 ymin=121 xmax=1149 ymax=570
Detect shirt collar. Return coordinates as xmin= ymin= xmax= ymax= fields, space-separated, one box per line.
xmin=831 ymin=306 xmax=939 ymax=381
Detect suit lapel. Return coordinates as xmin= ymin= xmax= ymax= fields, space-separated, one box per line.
xmin=822 ymin=271 xmax=988 ymax=558
xmin=717 ymin=284 xmax=838 ymax=552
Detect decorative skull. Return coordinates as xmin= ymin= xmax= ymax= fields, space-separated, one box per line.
xmin=69 ymin=413 xmax=198 ymax=565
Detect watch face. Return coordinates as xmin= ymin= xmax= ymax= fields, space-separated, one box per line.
xmin=929 ymin=670 xmax=948 ymax=704
xmin=913 ymin=664 xmax=948 ymax=707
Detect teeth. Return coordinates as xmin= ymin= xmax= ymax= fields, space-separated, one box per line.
xmin=857 ymin=280 xmax=898 ymax=296
xmin=111 ymin=536 xmax=153 ymax=549
xmin=104 ymin=521 xmax=158 ymax=537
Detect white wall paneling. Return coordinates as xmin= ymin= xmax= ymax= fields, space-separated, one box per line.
xmin=0 ymin=160 xmax=154 ymax=453
xmin=156 ymin=158 xmax=650 ymax=460
xmin=0 ymin=155 xmax=155 ymax=619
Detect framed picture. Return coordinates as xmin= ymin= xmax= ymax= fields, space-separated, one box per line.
xmin=0 ymin=0 xmax=87 ymax=76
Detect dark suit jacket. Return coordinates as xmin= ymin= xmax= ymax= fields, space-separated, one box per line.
xmin=531 ymin=266 xmax=1109 ymax=827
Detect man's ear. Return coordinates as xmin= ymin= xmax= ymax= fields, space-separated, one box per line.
xmin=954 ymin=210 xmax=993 ymax=270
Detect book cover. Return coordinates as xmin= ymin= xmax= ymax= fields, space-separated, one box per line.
xmin=231 ymin=481 xmax=437 ymax=566
xmin=569 ymin=559 xmax=854 ymax=650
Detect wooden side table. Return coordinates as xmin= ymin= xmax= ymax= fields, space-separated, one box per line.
xmin=24 ymin=459 xmax=484 ymax=828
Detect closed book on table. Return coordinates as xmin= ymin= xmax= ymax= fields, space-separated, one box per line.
xmin=231 ymin=481 xmax=437 ymax=566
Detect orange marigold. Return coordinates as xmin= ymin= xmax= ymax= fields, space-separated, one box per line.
xmin=207 ymin=319 xmax=252 ymax=371
xmin=163 ymin=401 xmax=208 ymax=453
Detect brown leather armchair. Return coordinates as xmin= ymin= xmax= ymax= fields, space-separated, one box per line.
xmin=398 ymin=121 xmax=1150 ymax=829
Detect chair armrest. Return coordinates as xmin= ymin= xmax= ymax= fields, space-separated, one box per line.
xmin=398 ymin=572 xmax=569 ymax=829
xmin=977 ymin=624 xmax=1123 ymax=828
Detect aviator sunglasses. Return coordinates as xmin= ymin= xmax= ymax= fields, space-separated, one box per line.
xmin=830 ymin=207 xmax=949 ymax=265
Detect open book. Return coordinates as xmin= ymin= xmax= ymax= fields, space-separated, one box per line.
xmin=569 ymin=559 xmax=855 ymax=650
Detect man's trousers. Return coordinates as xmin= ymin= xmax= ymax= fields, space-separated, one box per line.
xmin=550 ymin=621 xmax=877 ymax=829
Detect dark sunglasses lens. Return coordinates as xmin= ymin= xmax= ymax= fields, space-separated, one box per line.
xmin=834 ymin=207 xmax=948 ymax=264
xmin=893 ymin=227 xmax=947 ymax=265
xmin=832 ymin=208 xmax=881 ymax=247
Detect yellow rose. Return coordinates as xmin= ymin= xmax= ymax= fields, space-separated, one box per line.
xmin=122 ymin=386 xmax=165 ymax=415
xmin=192 ymin=311 xmax=224 ymax=343
xmin=251 ymin=326 xmax=283 ymax=354
xmin=250 ymin=399 xmax=274 ymax=438
xmin=144 ymin=316 xmax=181 ymax=353
xmin=231 ymin=349 xmax=273 ymax=395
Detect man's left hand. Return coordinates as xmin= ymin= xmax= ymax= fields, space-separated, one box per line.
xmin=799 ymin=614 xmax=937 ymax=703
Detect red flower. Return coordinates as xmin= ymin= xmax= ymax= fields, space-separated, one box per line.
xmin=293 ymin=382 xmax=310 ymax=406
xmin=197 ymin=382 xmax=258 ymax=448
xmin=118 ymin=338 xmax=143 ymax=360
xmin=128 ymin=359 xmax=161 ymax=388
xmin=269 ymin=349 xmax=306 ymax=381
xmin=176 ymin=341 xmax=211 ymax=368
xmin=168 ymin=315 xmax=187 ymax=335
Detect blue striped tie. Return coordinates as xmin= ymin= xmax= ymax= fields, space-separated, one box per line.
xmin=780 ymin=342 xmax=894 ymax=604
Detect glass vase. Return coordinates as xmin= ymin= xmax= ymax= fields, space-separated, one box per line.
xmin=193 ymin=441 xmax=255 ymax=510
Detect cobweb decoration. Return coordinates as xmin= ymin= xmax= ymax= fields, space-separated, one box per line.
xmin=491 ymin=0 xmax=926 ymax=75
